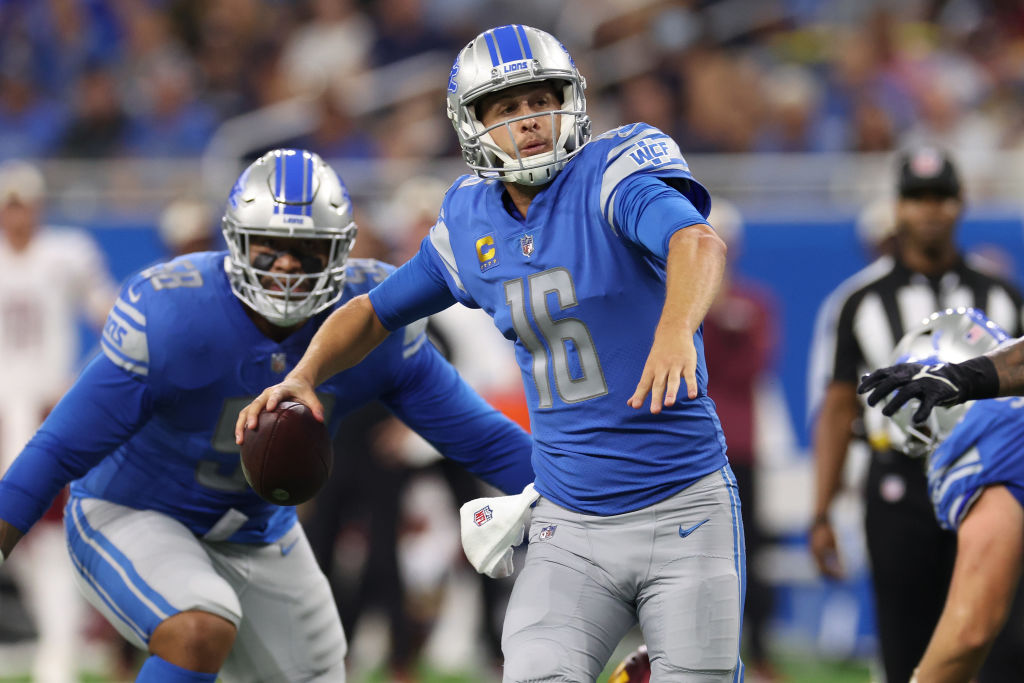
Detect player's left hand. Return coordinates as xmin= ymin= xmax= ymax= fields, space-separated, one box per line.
xmin=627 ymin=330 xmax=698 ymax=414
xmin=858 ymin=362 xmax=961 ymax=423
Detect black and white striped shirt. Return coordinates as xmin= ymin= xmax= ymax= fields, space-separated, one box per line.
xmin=808 ymin=254 xmax=1024 ymax=439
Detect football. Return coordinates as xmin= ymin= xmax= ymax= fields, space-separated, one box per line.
xmin=240 ymin=401 xmax=332 ymax=506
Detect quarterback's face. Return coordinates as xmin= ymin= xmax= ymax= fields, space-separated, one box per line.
xmin=248 ymin=235 xmax=329 ymax=292
xmin=478 ymin=81 xmax=562 ymax=160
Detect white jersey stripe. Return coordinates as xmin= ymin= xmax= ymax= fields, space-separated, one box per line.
xmin=806 ymin=256 xmax=894 ymax=421
xmin=428 ymin=219 xmax=466 ymax=293
xmin=114 ymin=297 xmax=146 ymax=327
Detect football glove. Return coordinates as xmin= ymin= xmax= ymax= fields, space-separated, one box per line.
xmin=859 ymin=356 xmax=999 ymax=423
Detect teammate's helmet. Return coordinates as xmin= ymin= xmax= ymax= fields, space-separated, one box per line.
xmin=222 ymin=149 xmax=357 ymax=327
xmin=885 ymin=307 xmax=1008 ymax=457
xmin=446 ymin=24 xmax=590 ymax=186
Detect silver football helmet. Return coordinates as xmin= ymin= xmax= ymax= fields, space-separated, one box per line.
xmin=222 ymin=149 xmax=357 ymax=327
xmin=446 ymin=24 xmax=590 ymax=186
xmin=885 ymin=307 xmax=1008 ymax=456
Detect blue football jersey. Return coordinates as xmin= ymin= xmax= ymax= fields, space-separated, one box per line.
xmin=928 ymin=397 xmax=1024 ymax=531
xmin=370 ymin=124 xmax=728 ymax=514
xmin=0 ymin=252 xmax=533 ymax=542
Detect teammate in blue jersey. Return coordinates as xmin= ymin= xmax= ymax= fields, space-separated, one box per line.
xmin=0 ymin=149 xmax=534 ymax=683
xmin=238 ymin=26 xmax=743 ymax=682
xmin=861 ymin=308 xmax=1024 ymax=682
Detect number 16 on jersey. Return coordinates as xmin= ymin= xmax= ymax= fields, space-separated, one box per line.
xmin=504 ymin=267 xmax=608 ymax=409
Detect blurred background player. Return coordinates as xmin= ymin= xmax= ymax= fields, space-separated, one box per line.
xmin=0 ymin=149 xmax=534 ymax=682
xmin=239 ymin=25 xmax=742 ymax=682
xmin=0 ymin=159 xmax=116 ymax=683
xmin=807 ymin=146 xmax=1024 ymax=683
xmin=860 ymin=308 xmax=1024 ymax=682
xmin=702 ymin=197 xmax=780 ymax=681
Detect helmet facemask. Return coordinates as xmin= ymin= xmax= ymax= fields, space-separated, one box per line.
xmin=222 ymin=149 xmax=357 ymax=327
xmin=223 ymin=223 xmax=354 ymax=327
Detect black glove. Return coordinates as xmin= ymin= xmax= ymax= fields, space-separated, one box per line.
xmin=857 ymin=356 xmax=999 ymax=424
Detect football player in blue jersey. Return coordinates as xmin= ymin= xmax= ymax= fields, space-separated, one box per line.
xmin=0 ymin=148 xmax=534 ymax=683
xmin=862 ymin=308 xmax=1024 ymax=683
xmin=238 ymin=26 xmax=743 ymax=682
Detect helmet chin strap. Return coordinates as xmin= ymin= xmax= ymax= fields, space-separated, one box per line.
xmin=501 ymin=151 xmax=560 ymax=186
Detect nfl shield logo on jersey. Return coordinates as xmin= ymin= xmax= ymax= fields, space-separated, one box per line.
xmin=520 ymin=234 xmax=534 ymax=257
xmin=474 ymin=505 xmax=494 ymax=527
xmin=539 ymin=524 xmax=556 ymax=540
xmin=271 ymin=352 xmax=287 ymax=374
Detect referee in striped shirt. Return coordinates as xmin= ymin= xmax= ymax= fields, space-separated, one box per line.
xmin=808 ymin=146 xmax=1024 ymax=682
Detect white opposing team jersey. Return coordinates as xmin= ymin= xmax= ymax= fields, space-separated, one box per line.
xmin=0 ymin=227 xmax=116 ymax=468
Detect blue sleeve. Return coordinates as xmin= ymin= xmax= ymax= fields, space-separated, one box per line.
xmin=0 ymin=354 xmax=153 ymax=532
xmin=380 ymin=341 xmax=534 ymax=494
xmin=612 ymin=174 xmax=711 ymax=259
xmin=368 ymin=247 xmax=458 ymax=332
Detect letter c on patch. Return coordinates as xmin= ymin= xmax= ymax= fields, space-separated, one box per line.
xmin=476 ymin=235 xmax=496 ymax=262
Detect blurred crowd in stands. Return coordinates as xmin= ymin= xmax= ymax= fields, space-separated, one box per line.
xmin=3 ymin=0 xmax=1024 ymax=165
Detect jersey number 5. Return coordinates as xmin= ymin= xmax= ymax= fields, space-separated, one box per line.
xmin=505 ymin=267 xmax=608 ymax=409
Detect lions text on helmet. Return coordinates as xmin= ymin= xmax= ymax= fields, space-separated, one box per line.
xmin=222 ymin=149 xmax=357 ymax=327
xmin=446 ymin=25 xmax=590 ymax=186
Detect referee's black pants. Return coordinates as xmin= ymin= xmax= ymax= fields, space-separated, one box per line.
xmin=865 ymin=450 xmax=1024 ymax=683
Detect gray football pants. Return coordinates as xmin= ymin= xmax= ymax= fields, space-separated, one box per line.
xmin=502 ymin=465 xmax=745 ymax=682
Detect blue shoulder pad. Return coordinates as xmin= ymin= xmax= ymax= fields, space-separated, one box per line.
xmin=592 ymin=123 xmax=710 ymax=232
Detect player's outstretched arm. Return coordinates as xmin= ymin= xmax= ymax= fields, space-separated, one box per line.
xmin=988 ymin=336 xmax=1024 ymax=396
xmin=913 ymin=485 xmax=1023 ymax=683
xmin=236 ymin=294 xmax=390 ymax=441
xmin=628 ymin=224 xmax=726 ymax=413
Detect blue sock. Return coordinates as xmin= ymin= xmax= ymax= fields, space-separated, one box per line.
xmin=136 ymin=654 xmax=219 ymax=682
